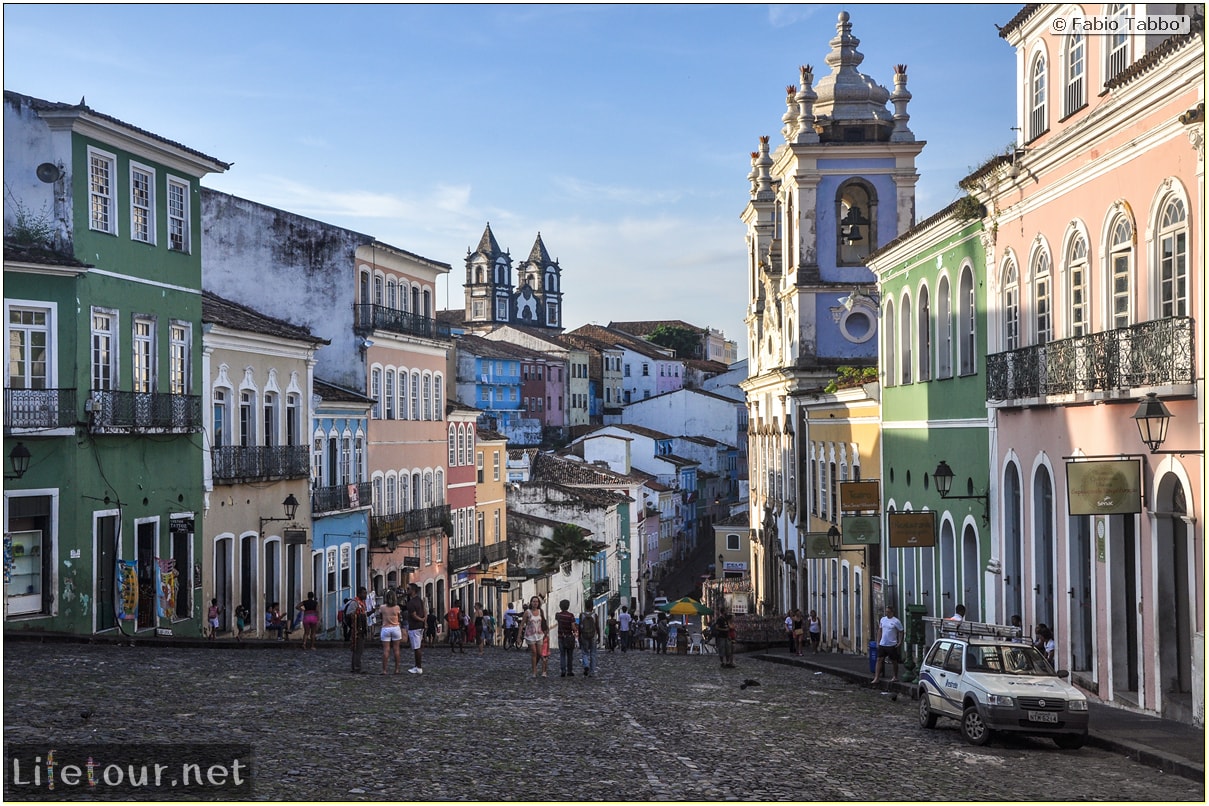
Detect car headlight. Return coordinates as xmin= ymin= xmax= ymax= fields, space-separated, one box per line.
xmin=1067 ymin=699 xmax=1088 ymax=711
xmin=986 ymin=694 xmax=1015 ymax=707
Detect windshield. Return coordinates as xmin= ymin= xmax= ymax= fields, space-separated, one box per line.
xmin=966 ymin=643 xmax=1056 ymax=675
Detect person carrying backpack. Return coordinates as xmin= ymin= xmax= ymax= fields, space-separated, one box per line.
xmin=578 ymin=606 xmax=600 ymax=677
xmin=446 ymin=601 xmax=466 ymax=653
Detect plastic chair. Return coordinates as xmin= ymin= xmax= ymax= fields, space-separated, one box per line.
xmin=687 ymin=633 xmax=704 ymax=655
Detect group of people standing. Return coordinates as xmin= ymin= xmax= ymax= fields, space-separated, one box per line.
xmin=341 ymin=583 xmax=428 ymax=675
xmin=784 ymin=608 xmax=822 ymax=655
xmin=519 ymin=596 xmax=602 ymax=678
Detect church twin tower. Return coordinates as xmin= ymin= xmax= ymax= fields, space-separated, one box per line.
xmin=463 ymin=223 xmax=564 ymax=331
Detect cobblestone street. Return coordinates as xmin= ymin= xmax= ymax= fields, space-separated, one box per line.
xmin=4 ymin=640 xmax=1203 ymax=802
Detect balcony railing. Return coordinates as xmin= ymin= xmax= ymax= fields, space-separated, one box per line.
xmin=312 ymin=481 xmax=373 ymax=514
xmin=4 ymin=388 xmax=77 ymax=430
xmin=354 ymin=304 xmax=451 ymax=341
xmin=987 ymin=317 xmax=1195 ymax=403
xmin=211 ymin=445 xmax=310 ymax=482
xmin=89 ymin=390 xmax=203 ymax=432
xmin=592 ymin=577 xmax=612 ymax=597
xmin=448 ymin=542 xmax=482 ymax=573
xmin=483 ymin=540 xmax=508 ymax=565
xmin=370 ymin=503 xmax=451 ymax=544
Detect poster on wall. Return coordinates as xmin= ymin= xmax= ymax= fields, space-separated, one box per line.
xmin=887 ymin=511 xmax=936 ymax=548
xmin=156 ymin=558 xmax=177 ymax=619
xmin=117 ymin=559 xmax=138 ymax=621
xmin=1066 ymin=459 xmax=1142 ymax=515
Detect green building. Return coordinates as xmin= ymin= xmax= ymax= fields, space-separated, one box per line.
xmin=866 ymin=200 xmax=992 ymax=629
xmin=4 ymin=91 xmax=228 ymax=635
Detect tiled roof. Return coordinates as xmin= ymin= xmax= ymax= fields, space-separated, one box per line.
xmin=531 ymin=451 xmax=633 ymax=488
xmin=997 ymin=4 xmax=1042 ymax=39
xmin=3 ymin=239 xmax=91 ymax=268
xmin=661 ymin=453 xmax=699 ymax=467
xmin=866 ymin=196 xmax=974 ymax=261
xmin=446 ymin=399 xmax=481 ymax=416
xmin=476 ymin=428 xmax=507 ymax=442
xmin=436 ymin=309 xmax=467 ymax=327
xmin=1103 ymin=24 xmax=1203 ymax=90
xmin=456 ymin=332 xmax=547 ymax=361
xmin=314 ymin=378 xmax=374 ymax=404
xmin=5 ymin=90 xmax=229 ymax=169
xmin=608 ymin=319 xmax=706 ymax=338
xmin=565 ymin=323 xmax=673 ymax=361
xmin=202 ymin=291 xmax=328 ymax=344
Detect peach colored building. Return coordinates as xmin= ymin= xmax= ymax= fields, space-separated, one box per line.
xmin=965 ymin=4 xmax=1203 ymax=724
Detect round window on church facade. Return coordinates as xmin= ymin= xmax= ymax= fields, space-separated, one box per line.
xmin=839 ymin=310 xmax=875 ymax=344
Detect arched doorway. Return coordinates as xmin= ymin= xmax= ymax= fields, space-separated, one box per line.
xmin=1032 ymin=467 xmax=1055 ymax=630
xmin=1003 ymin=464 xmax=1024 ymax=624
xmin=939 ymin=519 xmax=957 ymax=616
xmin=961 ymin=524 xmax=980 ymax=622
xmin=1156 ymin=476 xmax=1192 ymax=720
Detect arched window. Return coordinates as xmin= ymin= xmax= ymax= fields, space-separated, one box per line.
xmin=372 ymin=476 xmax=383 ymax=516
xmin=423 ymin=471 xmax=434 ymax=507
xmin=400 ymin=474 xmax=411 ymax=512
xmin=1033 ymin=249 xmax=1052 ymax=345
xmin=370 ymin=368 xmax=382 ymax=419
xmin=434 ymin=375 xmax=443 ymax=421
xmin=397 ymin=370 xmax=409 ymax=420
xmin=959 ymin=266 xmax=976 ymax=375
xmin=899 ymin=291 xmax=912 ymax=385
xmin=1067 ymin=235 xmax=1088 ymax=337
xmin=1029 ymin=52 xmax=1047 ymax=140
xmin=448 ymin=425 xmax=457 ymax=467
xmin=384 ymin=370 xmax=395 ymax=419
xmin=359 ymin=270 xmax=370 ymax=305
xmin=937 ymin=275 xmax=953 ymax=379
xmin=1104 ymin=4 xmax=1130 ymax=83
xmin=411 ymin=473 xmax=421 ymax=510
xmin=457 ymin=425 xmax=466 ymax=466
xmin=422 ymin=289 xmax=432 ymax=318
xmin=421 ymin=374 xmax=432 ymax=421
xmin=1110 ymin=216 xmax=1133 ymax=329
xmin=1158 ymin=198 xmax=1188 ymax=318
xmin=836 ymin=180 xmax=877 ymax=265
xmin=212 ymin=388 xmax=229 ymax=448
xmin=385 ymin=472 xmax=397 ymax=515
xmin=1064 ymin=33 xmax=1085 ymax=116
xmin=1003 ymin=258 xmax=1020 ymax=351
xmin=434 ymin=469 xmax=445 ymax=504
xmin=386 ymin=279 xmax=397 ymax=310
xmin=917 ymin=284 xmax=931 ymax=382
xmin=410 ymin=371 xmax=420 ymax=420
xmin=373 ymin=275 xmax=384 ymax=306
xmin=883 ymin=297 xmax=897 ymax=387
xmin=399 ymin=282 xmax=410 ymax=313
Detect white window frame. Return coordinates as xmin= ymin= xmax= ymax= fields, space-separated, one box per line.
xmin=1109 ymin=217 xmax=1133 ymax=329
xmin=167 ymin=177 xmax=190 ymax=252
xmin=1067 ymin=236 xmax=1088 ymax=338
xmin=169 ymin=321 xmax=190 ymax=395
xmin=129 ymin=161 xmax=156 ymax=244
xmin=5 ymin=300 xmax=55 ymax=391
xmin=1158 ymin=198 xmax=1188 ymax=319
xmin=1064 ymin=33 xmax=1085 ymax=117
xmin=1033 ymin=249 xmax=1052 ymax=346
xmin=936 ymin=275 xmax=953 ymax=379
xmin=132 ymin=316 xmax=155 ymax=394
xmin=88 ymin=146 xmax=118 ymax=235
xmin=1029 ymin=53 xmax=1047 ymax=140
xmin=1003 ymin=259 xmax=1020 ymax=351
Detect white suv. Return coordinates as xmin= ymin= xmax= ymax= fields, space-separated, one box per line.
xmin=916 ymin=620 xmax=1089 ymax=749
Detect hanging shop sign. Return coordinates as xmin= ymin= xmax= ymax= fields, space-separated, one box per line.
xmin=840 ymin=480 xmax=880 ymax=512
xmin=887 ymin=511 xmax=936 ymax=548
xmin=1066 ymin=459 xmax=1142 ymax=516
xmin=840 ymin=514 xmax=881 ymax=545
xmin=803 ymin=532 xmax=839 ymax=559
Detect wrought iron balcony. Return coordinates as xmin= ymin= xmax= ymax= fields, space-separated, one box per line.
xmin=312 ymin=481 xmax=373 ymax=514
xmin=211 ymin=445 xmax=310 ymax=482
xmin=483 ymin=539 xmax=508 ymax=565
xmin=89 ymin=390 xmax=203 ymax=432
xmin=371 ymin=503 xmax=451 ymax=544
xmin=592 ymin=577 xmax=612 ymax=597
xmin=354 ymin=303 xmax=451 ymax=341
xmin=987 ymin=316 xmax=1195 ymax=403
xmin=4 ymin=387 xmax=77 ymax=430
xmin=448 ymin=542 xmax=483 ymax=573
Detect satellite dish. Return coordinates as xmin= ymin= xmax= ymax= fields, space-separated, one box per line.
xmin=36 ymin=162 xmax=63 ymax=183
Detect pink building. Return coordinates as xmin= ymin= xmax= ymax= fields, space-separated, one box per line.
xmin=968 ymin=4 xmax=1203 ymax=723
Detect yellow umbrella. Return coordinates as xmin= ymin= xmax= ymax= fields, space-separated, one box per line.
xmin=656 ymin=596 xmax=713 ymax=616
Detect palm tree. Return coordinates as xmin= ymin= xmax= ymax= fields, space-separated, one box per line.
xmin=537 ymin=523 xmax=601 ymax=574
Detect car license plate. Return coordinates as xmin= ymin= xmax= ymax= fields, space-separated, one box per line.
xmin=1027 ymin=710 xmax=1059 ymax=723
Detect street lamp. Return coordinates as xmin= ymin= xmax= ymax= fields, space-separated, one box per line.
xmin=826 ymin=524 xmax=841 ymax=551
xmin=932 ymin=461 xmax=989 ymax=519
xmin=5 ymin=442 xmax=31 ymax=480
xmin=259 ymin=493 xmax=300 ymax=535
xmin=1131 ymin=392 xmax=1204 ymax=455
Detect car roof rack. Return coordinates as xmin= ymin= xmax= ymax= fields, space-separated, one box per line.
xmin=923 ymin=616 xmax=1022 ymax=641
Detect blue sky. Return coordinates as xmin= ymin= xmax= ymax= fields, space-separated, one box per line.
xmin=4 ymin=3 xmax=1018 ymax=357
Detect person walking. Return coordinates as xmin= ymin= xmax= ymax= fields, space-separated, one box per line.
xmin=522 ymin=595 xmax=548 ymax=678
xmin=425 ymin=609 xmax=437 ymax=648
xmin=655 ymin=614 xmax=670 ymax=654
xmin=473 ymin=604 xmax=486 ymax=656
xmin=792 ymin=609 xmax=805 ymax=656
xmin=784 ymin=610 xmax=796 ymax=654
xmin=346 ymin=587 xmax=369 ymax=674
xmin=807 ymin=609 xmax=822 ymax=653
xmin=503 ymin=605 xmax=520 ymax=649
xmin=578 ymin=606 xmax=599 ymax=677
xmin=712 ymin=608 xmax=735 ymax=668
xmin=405 ymin=582 xmax=427 ymax=674
xmin=871 ymin=604 xmax=905 ymax=685
xmin=297 ymin=592 xmax=320 ymax=649
xmin=446 ymin=600 xmax=465 ymax=653
xmin=606 ymin=612 xmax=619 ymax=653
xmin=618 ymin=606 xmax=632 ymax=652
xmin=554 ymin=599 xmax=578 ymax=677
xmin=378 ymin=590 xmax=403 ymax=674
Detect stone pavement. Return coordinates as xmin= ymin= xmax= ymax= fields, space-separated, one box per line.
xmin=3 ymin=632 xmax=1204 ymax=802
xmin=755 ymin=644 xmax=1206 ymax=783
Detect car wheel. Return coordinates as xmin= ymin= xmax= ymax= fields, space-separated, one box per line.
xmin=918 ymin=691 xmax=938 ymax=729
xmin=960 ymin=704 xmax=992 ymax=746
xmin=1054 ymin=733 xmax=1086 ymax=750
